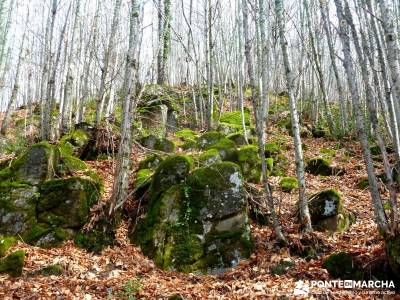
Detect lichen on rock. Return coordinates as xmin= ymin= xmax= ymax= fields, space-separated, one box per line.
xmin=131 ymin=161 xmax=253 ymax=274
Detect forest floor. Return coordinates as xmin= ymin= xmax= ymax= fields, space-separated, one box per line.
xmin=0 ymin=111 xmax=397 ymax=299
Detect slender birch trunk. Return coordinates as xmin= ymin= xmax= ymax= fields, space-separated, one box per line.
xmin=243 ymin=0 xmax=287 ymax=242
xmin=333 ymin=0 xmax=389 ymax=235
xmin=275 ymin=0 xmax=312 ymax=232
xmin=0 ymin=9 xmax=29 ymax=135
xmin=95 ymin=0 xmax=122 ymax=126
xmin=109 ymin=0 xmax=140 ymax=215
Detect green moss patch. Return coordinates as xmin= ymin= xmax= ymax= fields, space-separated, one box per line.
xmin=175 ymin=129 xmax=197 ymax=141
xmin=198 ymin=149 xmax=222 ymax=166
xmin=322 ymin=252 xmax=363 ymax=280
xmin=0 ymin=236 xmax=17 ymax=257
xmin=0 ymin=250 xmax=25 ymax=277
xmin=35 ymin=264 xmax=64 ymax=276
xmin=138 ymin=154 xmax=163 ymax=171
xmin=220 ymin=110 xmax=251 ymax=126
xmin=264 ymin=142 xmax=281 ymax=158
xmin=148 ymin=155 xmax=193 ymax=202
xmin=280 ymin=177 xmax=298 ymax=193
xmin=237 ymin=145 xmax=262 ymax=183
xmin=305 ymin=158 xmax=344 ymax=176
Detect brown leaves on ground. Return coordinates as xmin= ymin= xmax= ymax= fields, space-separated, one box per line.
xmin=0 ymin=130 xmax=393 ymax=299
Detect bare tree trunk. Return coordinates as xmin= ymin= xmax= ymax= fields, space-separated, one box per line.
xmin=156 ymin=0 xmax=163 ymax=84
xmin=157 ymin=0 xmax=171 ymax=85
xmin=78 ymin=0 xmax=100 ymax=123
xmin=95 ymin=0 xmax=122 ymax=126
xmin=205 ymin=0 xmax=214 ymax=130
xmin=0 ymin=8 xmax=29 ymax=135
xmin=109 ymin=0 xmax=141 ymax=215
xmin=318 ymin=0 xmax=347 ymax=135
xmin=303 ymin=0 xmax=334 ymax=136
xmin=244 ymin=0 xmax=287 ymax=242
xmin=275 ymin=0 xmax=312 ymax=232
xmin=61 ymin=0 xmax=81 ymax=135
xmin=334 ymin=0 xmax=389 ymax=235
xmin=40 ymin=0 xmax=58 ymax=140
xmin=377 ymin=0 xmax=400 ymax=160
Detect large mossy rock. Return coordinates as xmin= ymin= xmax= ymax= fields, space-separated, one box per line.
xmin=0 ymin=182 xmax=38 ymax=238
xmin=59 ymin=129 xmax=91 ymax=157
xmin=198 ymin=149 xmax=222 ymax=166
xmin=218 ymin=110 xmax=253 ymax=135
xmin=322 ymin=252 xmax=363 ymax=280
xmin=197 ymin=131 xmax=225 ymax=150
xmin=132 ymin=162 xmax=253 ymax=274
xmin=148 ymin=155 xmax=193 ymax=202
xmin=237 ymin=145 xmax=262 ymax=183
xmin=139 ymin=104 xmax=168 ymax=138
xmin=308 ymin=189 xmax=354 ymax=233
xmin=0 ymin=142 xmax=59 ymax=185
xmin=37 ymin=177 xmax=101 ymax=228
xmin=280 ymin=177 xmax=298 ymax=193
xmin=140 ymin=135 xmax=175 ymax=153
xmin=0 ymin=143 xmax=103 ymax=249
xmin=227 ymin=132 xmax=248 ymax=146
xmin=0 ymin=250 xmax=25 ymax=277
xmin=197 ymin=131 xmax=237 ymax=160
xmin=305 ymin=158 xmax=345 ymax=176
xmin=138 ymin=154 xmax=164 ymax=171
xmin=175 ymin=129 xmax=198 ymax=141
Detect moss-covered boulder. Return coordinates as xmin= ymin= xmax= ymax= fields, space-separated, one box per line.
xmin=37 ymin=177 xmax=100 ymax=229
xmin=309 ymin=189 xmax=342 ymax=221
xmin=280 ymin=177 xmax=298 ymax=193
xmin=140 ymin=135 xmax=175 ymax=153
xmin=0 ymin=250 xmax=25 ymax=277
xmin=0 ymin=141 xmax=103 ymax=249
xmin=197 ymin=131 xmax=225 ymax=150
xmin=227 ymin=132 xmax=248 ymax=146
xmin=132 ymin=162 xmax=253 ymax=274
xmin=305 ymin=158 xmax=345 ymax=176
xmin=139 ymin=104 xmax=168 ymax=138
xmin=308 ymin=189 xmax=354 ymax=233
xmin=264 ymin=141 xmax=281 ymax=158
xmin=0 ymin=142 xmax=59 ymax=185
xmin=236 ymin=145 xmax=262 ymax=183
xmin=148 ymin=155 xmax=193 ymax=202
xmin=154 ymin=138 xmax=176 ymax=153
xmin=138 ymin=154 xmax=163 ymax=171
xmin=207 ymin=138 xmax=237 ymax=161
xmin=35 ymin=264 xmax=64 ymax=276
xmin=175 ymin=129 xmax=197 ymax=141
xmin=140 ymin=135 xmax=159 ymax=149
xmin=199 ymin=149 xmax=222 ymax=166
xmin=182 ymin=138 xmax=197 ymax=151
xmin=220 ymin=110 xmax=251 ymax=126
xmin=59 ymin=129 xmax=91 ymax=157
xmin=322 ymin=252 xmax=363 ymax=280
xmin=0 ymin=182 xmax=38 ymax=239
xmin=218 ymin=110 xmax=253 ymax=135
